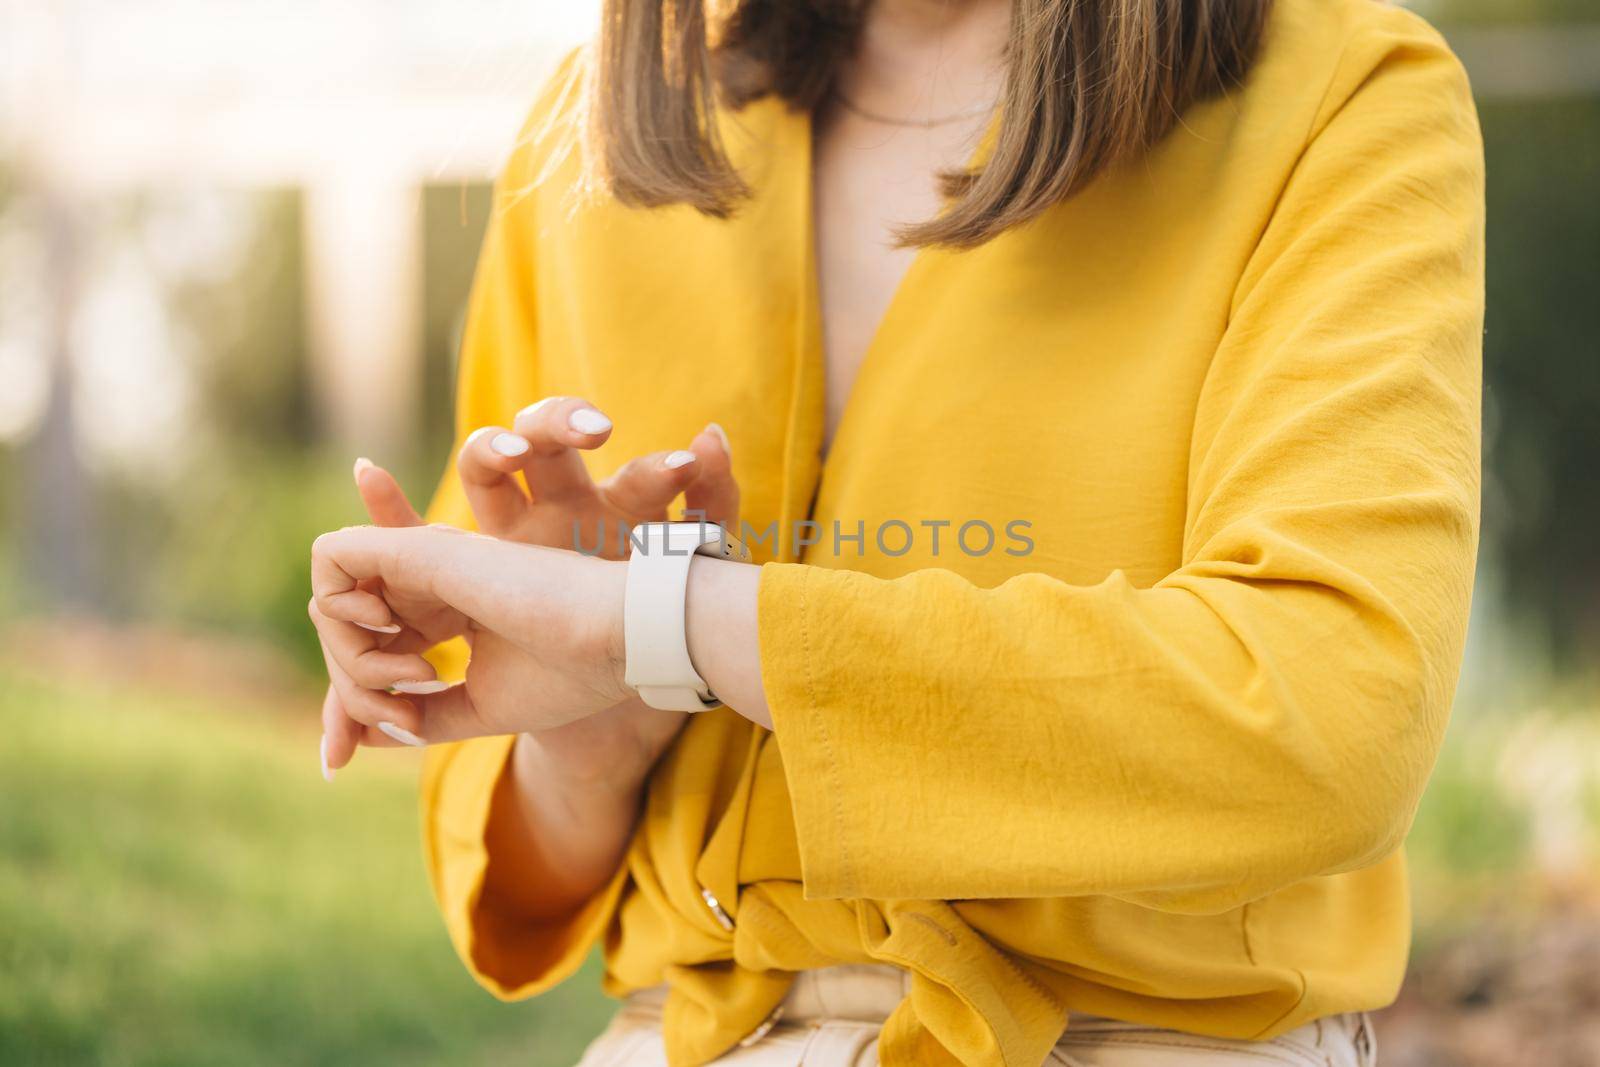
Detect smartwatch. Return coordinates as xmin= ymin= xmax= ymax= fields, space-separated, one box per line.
xmin=623 ymin=521 xmax=750 ymax=712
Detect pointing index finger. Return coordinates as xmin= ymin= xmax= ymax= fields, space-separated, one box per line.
xmin=511 ymin=396 xmax=612 ymax=503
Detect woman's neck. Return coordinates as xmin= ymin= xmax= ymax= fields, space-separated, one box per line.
xmin=835 ymin=0 xmax=1011 ymax=123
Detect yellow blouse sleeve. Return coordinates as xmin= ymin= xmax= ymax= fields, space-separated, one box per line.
xmin=416 ymin=51 xmax=625 ymax=999
xmin=758 ymin=25 xmax=1484 ymax=914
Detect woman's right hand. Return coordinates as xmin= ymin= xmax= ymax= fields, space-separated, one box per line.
xmin=317 ymin=397 xmax=738 ymax=779
xmin=439 ymin=397 xmax=738 ymax=559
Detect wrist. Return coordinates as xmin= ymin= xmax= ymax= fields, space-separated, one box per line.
xmin=684 ymin=556 xmax=771 ymax=727
xmin=517 ymin=696 xmax=680 ymax=796
xmin=586 ymin=555 xmax=632 ymax=708
xmin=621 ymin=522 xmax=752 ymax=712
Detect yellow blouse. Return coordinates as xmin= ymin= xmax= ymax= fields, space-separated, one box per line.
xmin=418 ymin=0 xmax=1484 ymax=1063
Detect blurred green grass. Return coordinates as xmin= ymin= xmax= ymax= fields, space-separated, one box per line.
xmin=0 ymin=667 xmax=612 ymax=1067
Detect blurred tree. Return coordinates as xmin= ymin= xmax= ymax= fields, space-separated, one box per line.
xmin=168 ymin=191 xmax=312 ymax=455
xmin=420 ymin=182 xmax=495 ymax=487
xmin=1434 ymin=0 xmax=1600 ymax=25
xmin=16 ymin=188 xmax=98 ymax=612
xmin=1478 ymin=96 xmax=1600 ymax=668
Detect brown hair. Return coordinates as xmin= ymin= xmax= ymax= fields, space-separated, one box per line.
xmin=590 ymin=0 xmax=1271 ymax=248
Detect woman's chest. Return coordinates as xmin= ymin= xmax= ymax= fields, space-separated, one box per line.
xmin=532 ymin=226 xmax=1227 ymax=589
xmin=525 ymin=114 xmax=1262 ymax=586
xmin=810 ymin=107 xmax=989 ymax=452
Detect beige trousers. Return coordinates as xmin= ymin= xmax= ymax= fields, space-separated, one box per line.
xmin=576 ymin=964 xmax=1376 ymax=1066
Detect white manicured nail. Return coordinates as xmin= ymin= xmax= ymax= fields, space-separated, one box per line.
xmin=320 ymin=734 xmax=335 ymax=783
xmin=356 ymin=621 xmax=402 ymax=634
xmin=705 ymin=423 xmax=730 ymax=456
xmin=664 ymin=450 xmax=697 ymax=470
xmin=353 ymin=457 xmax=374 ymax=484
xmin=517 ymin=396 xmax=560 ymax=421
xmin=378 ymin=721 xmax=426 ymax=747
xmin=392 ymin=679 xmax=450 ymax=696
xmin=568 ymin=408 xmax=612 ymax=435
xmin=491 ymin=433 xmax=529 ymax=457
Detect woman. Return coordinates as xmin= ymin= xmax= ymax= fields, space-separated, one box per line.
xmin=309 ymin=0 xmax=1484 ymax=1062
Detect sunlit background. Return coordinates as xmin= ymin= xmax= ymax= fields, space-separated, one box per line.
xmin=1 ymin=1 xmax=1596 ymax=1064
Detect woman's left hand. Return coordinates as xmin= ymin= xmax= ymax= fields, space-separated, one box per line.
xmin=308 ymin=525 xmax=632 ymax=743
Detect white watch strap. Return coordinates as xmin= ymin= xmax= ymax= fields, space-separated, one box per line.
xmin=624 ymin=522 xmax=748 ymax=712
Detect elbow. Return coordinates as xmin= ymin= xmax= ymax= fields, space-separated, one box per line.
xmin=1283 ymin=579 xmax=1462 ymax=871
xmin=1291 ymin=669 xmax=1444 ymax=881
xmin=1151 ymin=757 xmax=1426 ymax=916
xmin=1307 ymin=772 xmax=1417 ymax=878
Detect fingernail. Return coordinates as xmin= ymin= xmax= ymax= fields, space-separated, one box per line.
xmin=664 ymin=450 xmax=697 ymax=470
xmin=517 ymin=396 xmax=560 ymax=420
xmin=392 ymin=679 xmax=450 ymax=695
xmin=491 ymin=433 xmax=529 ymax=457
xmin=320 ymin=734 xmax=335 ymax=782
xmin=705 ymin=423 xmax=730 ymax=456
xmin=378 ymin=721 xmax=426 ymax=747
xmin=568 ymin=408 xmax=612 ymax=435
xmin=356 ymin=621 xmax=402 ymax=635
xmin=353 ymin=457 xmax=374 ymax=484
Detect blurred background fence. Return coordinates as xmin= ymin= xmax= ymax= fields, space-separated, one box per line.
xmin=1 ymin=1 xmax=1596 ymax=1064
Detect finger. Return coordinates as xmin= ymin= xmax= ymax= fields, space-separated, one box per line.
xmin=510 ymin=396 xmax=613 ymax=504
xmin=320 ymin=684 xmax=362 ymax=777
xmin=354 ymin=458 xmax=424 ymax=528
xmin=309 ymin=598 xmax=441 ymax=692
xmin=360 ymin=624 xmax=437 ymax=657
xmin=397 ymin=683 xmax=489 ymax=746
xmin=319 ymin=681 xmax=481 ymax=750
xmin=682 ymin=423 xmax=740 ymax=528
xmin=312 ymin=524 xmax=484 ymax=645
xmin=323 ymin=678 xmax=412 ymax=754
xmin=457 ymin=425 xmax=535 ymax=534
xmin=310 ymin=529 xmax=403 ymax=631
xmin=598 ymin=448 xmax=701 ymax=521
xmin=314 ymin=625 xmax=425 ymax=739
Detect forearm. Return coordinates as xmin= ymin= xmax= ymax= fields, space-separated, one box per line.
xmin=481 ymin=700 xmax=676 ymax=922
